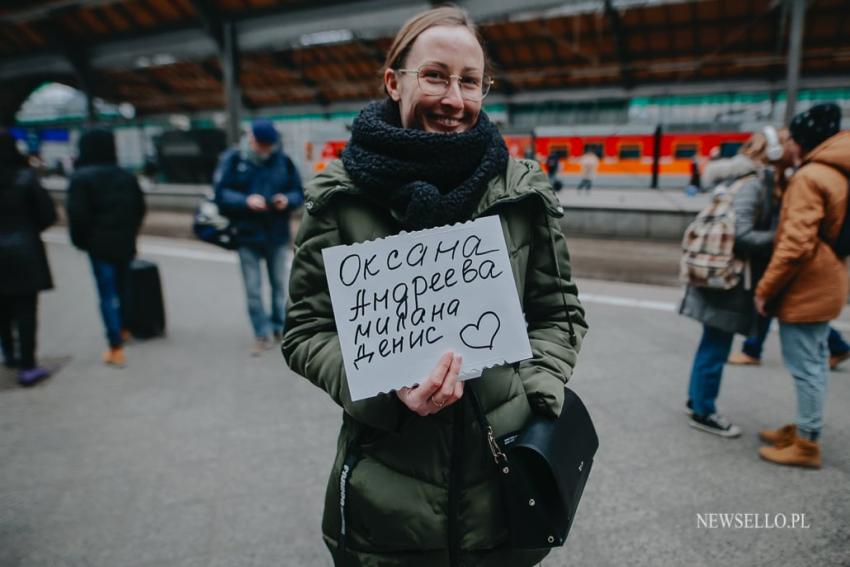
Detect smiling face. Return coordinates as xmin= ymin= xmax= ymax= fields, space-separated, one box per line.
xmin=384 ymin=25 xmax=485 ymax=134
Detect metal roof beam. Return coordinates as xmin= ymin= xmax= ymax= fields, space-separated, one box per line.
xmin=90 ymin=28 xmax=216 ymax=69
xmin=508 ymin=18 xmax=599 ymax=66
xmin=221 ymin=20 xmax=243 ymax=143
xmin=0 ymin=54 xmax=73 ymax=79
xmin=833 ymin=0 xmax=849 ymax=44
xmin=41 ymin=16 xmax=99 ymax=122
xmin=237 ymin=0 xmax=428 ymax=51
xmin=457 ymin=0 xmax=569 ymax=22
xmin=690 ymin=1 xmax=701 ymax=58
xmin=132 ymin=71 xmax=197 ymax=113
xmin=188 ymin=1 xmax=244 ymax=140
xmin=784 ymin=0 xmax=806 ymax=124
xmin=0 ymin=0 xmax=427 ymax=77
xmin=0 ymin=1 xmax=126 ymax=24
xmin=272 ymin=51 xmax=328 ymax=107
xmin=189 ymin=0 xmax=225 ymax=50
xmin=604 ymin=0 xmax=633 ymax=89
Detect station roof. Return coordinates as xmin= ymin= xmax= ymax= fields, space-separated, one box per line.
xmin=1 ymin=0 xmax=848 ymax=121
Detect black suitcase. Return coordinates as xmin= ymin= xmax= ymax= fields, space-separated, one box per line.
xmin=125 ymin=259 xmax=166 ymax=338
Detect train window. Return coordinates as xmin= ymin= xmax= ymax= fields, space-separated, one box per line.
xmin=618 ymin=143 xmax=642 ymax=160
xmin=583 ymin=142 xmax=604 ymax=157
xmin=720 ymin=142 xmax=743 ymax=158
xmin=549 ymin=144 xmax=569 ymax=159
xmin=674 ymin=143 xmax=698 ymax=159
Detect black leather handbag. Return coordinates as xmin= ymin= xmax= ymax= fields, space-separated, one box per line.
xmin=469 ymin=386 xmax=599 ymax=549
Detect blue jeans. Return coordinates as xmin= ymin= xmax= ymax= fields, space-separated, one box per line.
xmin=828 ymin=327 xmax=850 ymax=356
xmin=742 ymin=315 xmax=773 ymax=359
xmin=238 ymin=244 xmax=288 ymax=339
xmin=779 ymin=322 xmax=830 ymax=436
xmin=90 ymin=257 xmax=129 ymax=348
xmin=688 ymin=324 xmax=735 ymax=416
xmin=743 ymin=316 xmax=848 ymax=359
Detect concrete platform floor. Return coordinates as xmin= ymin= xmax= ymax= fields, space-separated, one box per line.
xmin=54 ymin=209 xmax=687 ymax=287
xmin=1 ymin=233 xmax=849 ymax=566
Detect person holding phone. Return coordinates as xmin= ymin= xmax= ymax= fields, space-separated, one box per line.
xmin=214 ymin=120 xmax=304 ymax=355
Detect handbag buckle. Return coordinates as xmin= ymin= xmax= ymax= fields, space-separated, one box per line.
xmin=486 ymin=426 xmax=508 ymax=465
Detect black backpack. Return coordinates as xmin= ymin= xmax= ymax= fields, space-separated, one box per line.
xmin=830 ymin=177 xmax=850 ymax=257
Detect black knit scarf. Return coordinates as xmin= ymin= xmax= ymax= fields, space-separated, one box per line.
xmin=341 ymin=99 xmax=509 ymax=230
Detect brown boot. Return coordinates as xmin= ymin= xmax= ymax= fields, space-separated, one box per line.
xmin=102 ymin=346 xmax=126 ymax=367
xmin=727 ymin=352 xmax=761 ymax=366
xmin=759 ymin=437 xmax=821 ymax=469
xmin=249 ymin=337 xmax=273 ymax=357
xmin=759 ymin=424 xmax=796 ymax=447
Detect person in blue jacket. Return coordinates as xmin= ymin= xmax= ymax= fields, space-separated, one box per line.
xmin=214 ymin=120 xmax=304 ymax=355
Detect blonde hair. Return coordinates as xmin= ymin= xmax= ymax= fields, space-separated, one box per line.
xmin=383 ymin=5 xmax=489 ymax=74
xmin=739 ymin=127 xmax=790 ymax=164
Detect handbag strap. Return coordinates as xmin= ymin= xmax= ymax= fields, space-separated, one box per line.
xmin=467 ymin=384 xmax=509 ymax=467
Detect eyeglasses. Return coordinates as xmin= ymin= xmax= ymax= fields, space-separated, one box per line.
xmin=395 ymin=65 xmax=493 ymax=101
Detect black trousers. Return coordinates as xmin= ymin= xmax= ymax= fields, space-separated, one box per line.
xmin=0 ymin=293 xmax=38 ymax=369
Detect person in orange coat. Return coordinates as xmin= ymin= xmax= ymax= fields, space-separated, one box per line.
xmin=755 ymin=103 xmax=849 ymax=468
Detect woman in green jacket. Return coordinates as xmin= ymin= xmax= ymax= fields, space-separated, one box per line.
xmin=282 ymin=6 xmax=587 ymax=566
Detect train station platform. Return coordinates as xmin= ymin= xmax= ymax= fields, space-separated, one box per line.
xmin=1 ymin=232 xmax=848 ymax=566
xmin=43 ymin=175 xmax=712 ymax=242
xmin=44 ymin=173 xmax=704 ymax=286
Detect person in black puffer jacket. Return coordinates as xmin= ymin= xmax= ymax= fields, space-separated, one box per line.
xmin=67 ymin=128 xmax=146 ymax=367
xmin=0 ymin=130 xmax=57 ymax=386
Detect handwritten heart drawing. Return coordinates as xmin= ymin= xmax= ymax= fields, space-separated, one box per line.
xmin=459 ymin=311 xmax=501 ymax=350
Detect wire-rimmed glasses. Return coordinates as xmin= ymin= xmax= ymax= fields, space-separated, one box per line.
xmin=395 ymin=65 xmax=493 ymax=101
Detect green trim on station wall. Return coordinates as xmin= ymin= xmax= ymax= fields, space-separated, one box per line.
xmin=631 ymin=88 xmax=850 ymax=107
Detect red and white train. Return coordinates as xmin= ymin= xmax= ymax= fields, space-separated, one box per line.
xmin=311 ymin=124 xmax=752 ymax=187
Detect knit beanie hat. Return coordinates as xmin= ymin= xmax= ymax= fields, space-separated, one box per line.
xmin=789 ymin=103 xmax=842 ymax=154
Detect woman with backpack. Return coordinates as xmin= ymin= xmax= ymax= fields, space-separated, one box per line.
xmin=679 ymin=128 xmax=790 ymax=437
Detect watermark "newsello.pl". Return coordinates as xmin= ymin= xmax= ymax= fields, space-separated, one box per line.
xmin=697 ymin=513 xmax=811 ymax=529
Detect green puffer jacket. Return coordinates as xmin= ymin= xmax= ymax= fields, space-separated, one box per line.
xmin=282 ymin=157 xmax=587 ymax=567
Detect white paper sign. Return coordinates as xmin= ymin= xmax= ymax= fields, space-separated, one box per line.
xmin=322 ymin=215 xmax=532 ymax=401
